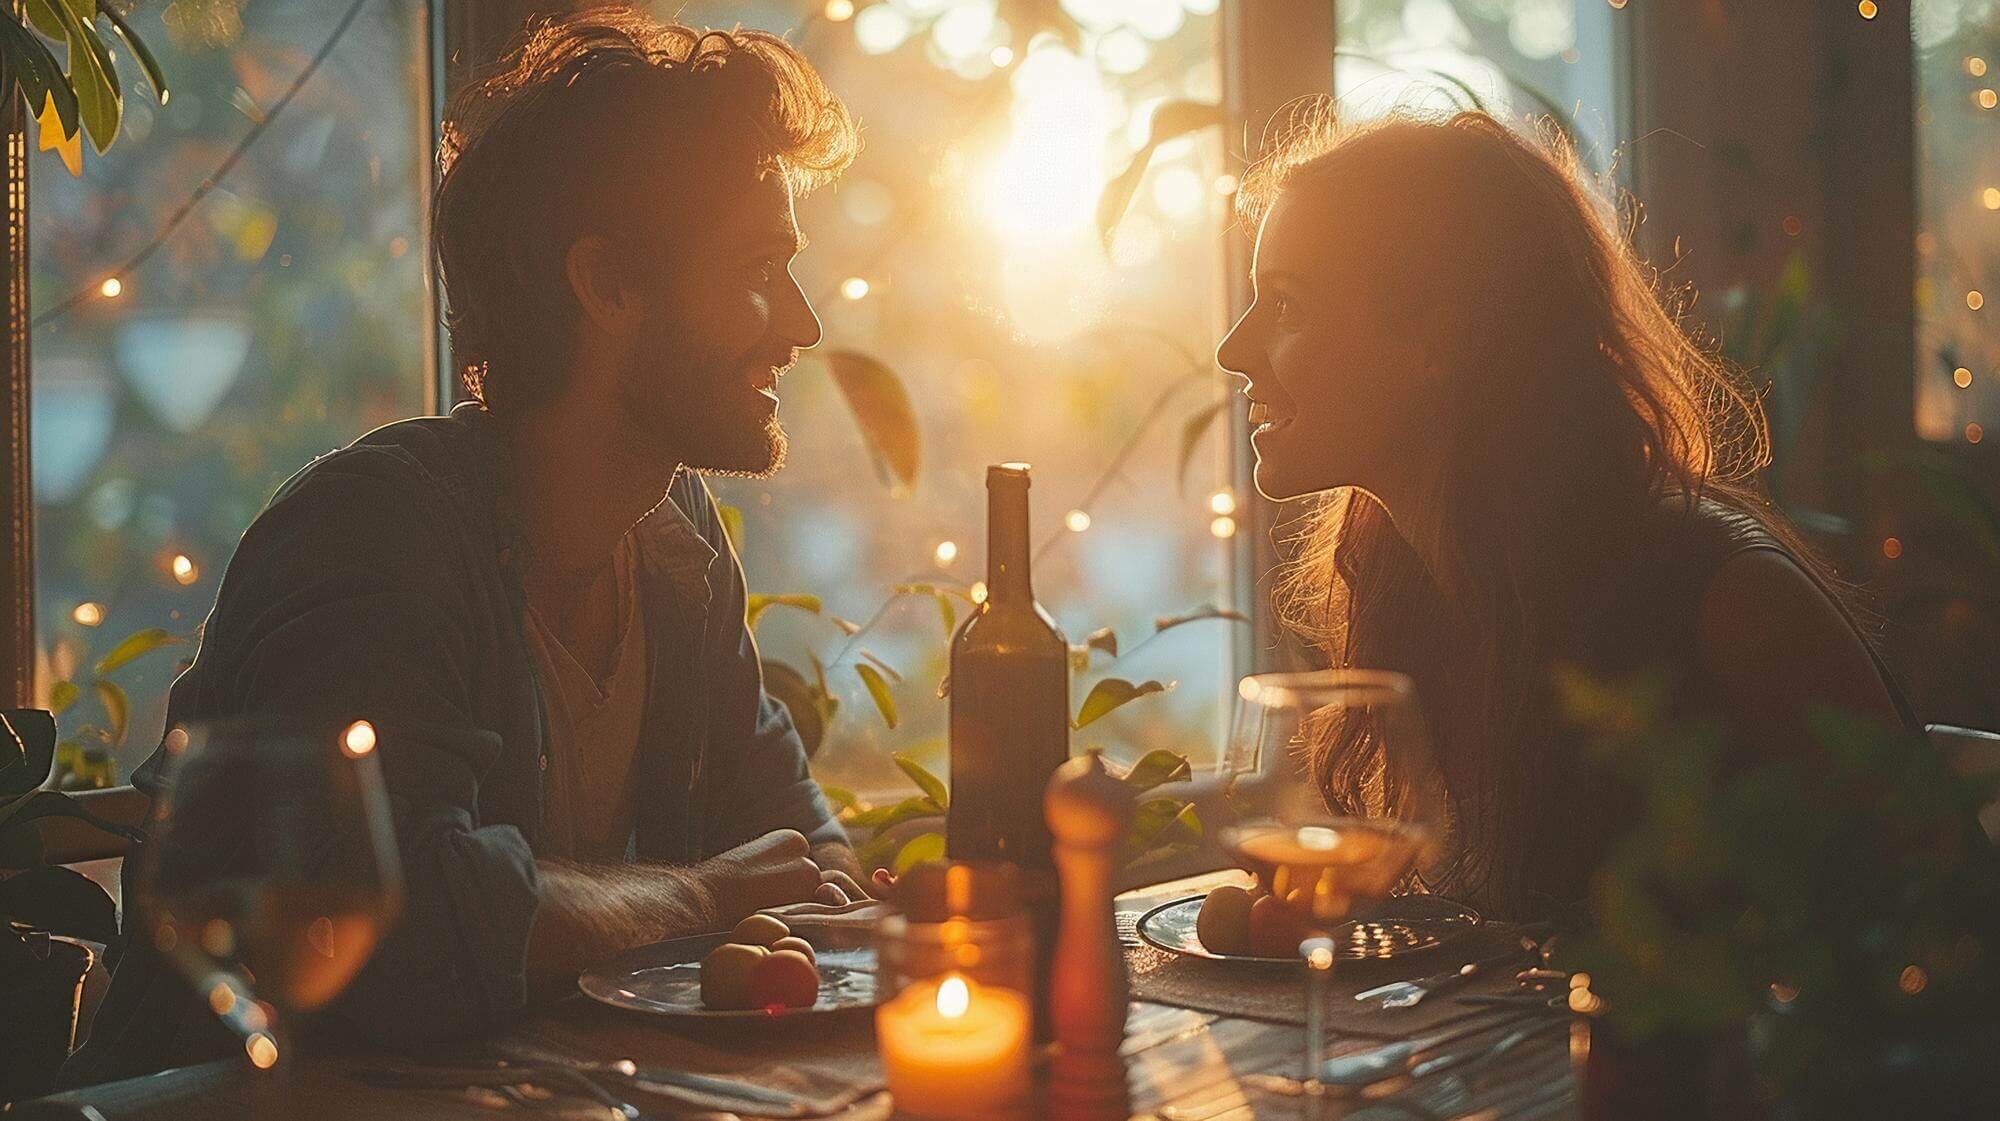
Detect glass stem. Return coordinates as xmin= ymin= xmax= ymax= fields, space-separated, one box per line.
xmin=1301 ymin=935 xmax=1336 ymax=1099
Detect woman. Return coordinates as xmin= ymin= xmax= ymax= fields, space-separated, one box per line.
xmin=1214 ymin=104 xmax=1913 ymax=919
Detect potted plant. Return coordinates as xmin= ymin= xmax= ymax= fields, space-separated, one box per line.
xmin=0 ymin=707 xmax=146 ymax=1104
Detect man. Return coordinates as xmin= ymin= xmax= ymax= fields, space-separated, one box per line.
xmin=65 ymin=9 xmax=863 ymax=1082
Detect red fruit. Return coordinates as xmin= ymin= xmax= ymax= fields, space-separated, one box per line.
xmin=1248 ymin=894 xmax=1311 ymax=958
xmin=749 ymin=948 xmax=820 ymax=1010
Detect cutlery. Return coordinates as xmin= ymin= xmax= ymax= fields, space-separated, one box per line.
xmin=350 ymin=1058 xmax=819 ymax=1117
xmin=1353 ymin=948 xmax=1532 ymax=1009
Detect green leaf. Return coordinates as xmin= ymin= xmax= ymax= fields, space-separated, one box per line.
xmin=746 ymin=593 xmax=822 ymax=630
xmin=1074 ymin=678 xmax=1174 ymax=729
xmin=96 ymin=1 xmax=166 ymax=105
xmin=1177 ymin=398 xmax=1229 ymax=495
xmin=93 ymin=627 xmax=181 ymax=676
xmin=0 ymin=787 xmax=145 ymax=844
xmin=1126 ymin=796 xmax=1201 ymax=859
xmin=46 ymin=681 xmax=79 ymax=717
xmin=25 ymin=0 xmax=65 ymax=38
xmin=716 ymin=502 xmax=745 ymax=553
xmin=891 ymin=831 xmax=947 ymax=875
xmin=819 ymin=784 xmax=860 ymax=813
xmin=1121 ymin=748 xmax=1192 ymax=792
xmin=848 ymin=794 xmax=943 ymax=831
xmin=859 ymin=650 xmax=903 ymax=683
xmin=855 ymin=663 xmax=897 ymax=730
xmin=1154 ymin=605 xmax=1249 ymax=633
xmin=92 ymin=679 xmax=127 ymax=746
xmin=824 ymin=350 xmax=921 ymax=490
xmin=1096 ymin=100 xmax=1222 ymax=251
xmin=763 ymin=660 xmax=828 ymax=760
xmin=48 ymin=0 xmax=120 ymax=154
xmin=2 ymin=15 xmax=78 ymax=139
xmin=1 ymin=709 xmax=58 ymax=798
xmin=0 ymin=864 xmax=117 ymax=941
xmin=893 ymin=752 xmax=949 ymax=810
xmin=1084 ymin=627 xmax=1119 ymax=658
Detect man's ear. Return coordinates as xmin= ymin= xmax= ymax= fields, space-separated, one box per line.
xmin=564 ymin=233 xmax=642 ymax=336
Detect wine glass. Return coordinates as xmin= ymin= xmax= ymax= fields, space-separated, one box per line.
xmin=139 ymin=717 xmax=404 ymax=1080
xmin=1214 ymin=670 xmax=1445 ymax=1106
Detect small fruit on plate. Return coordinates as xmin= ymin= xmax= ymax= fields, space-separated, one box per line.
xmin=1249 ymin=894 xmax=1312 ymax=958
xmin=749 ymin=948 xmax=821 ymax=1009
xmin=1195 ymin=885 xmax=1255 ymax=955
xmin=771 ymin=935 xmax=816 ymax=963
xmin=700 ymin=943 xmax=768 ymax=1010
xmin=731 ymin=913 xmax=792 ymax=947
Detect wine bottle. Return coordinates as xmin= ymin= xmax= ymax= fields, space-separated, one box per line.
xmin=948 ymin=463 xmax=1071 ymax=871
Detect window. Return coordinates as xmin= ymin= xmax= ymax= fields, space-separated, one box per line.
xmin=1332 ymin=0 xmax=1625 ymax=170
xmin=662 ymin=0 xmax=1241 ymax=800
xmin=1913 ymin=0 xmax=1997 ymax=445
xmin=30 ymin=1 xmax=434 ymax=781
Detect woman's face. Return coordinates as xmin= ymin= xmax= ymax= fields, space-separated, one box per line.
xmin=1215 ymin=188 xmax=1438 ymax=502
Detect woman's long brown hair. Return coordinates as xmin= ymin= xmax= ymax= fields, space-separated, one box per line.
xmin=1242 ymin=104 xmax=1837 ymax=915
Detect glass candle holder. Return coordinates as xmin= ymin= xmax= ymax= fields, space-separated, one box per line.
xmin=875 ymin=865 xmax=1034 ymax=1118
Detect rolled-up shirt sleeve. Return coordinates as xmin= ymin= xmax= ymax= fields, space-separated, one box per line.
xmin=216 ymin=449 xmax=540 ymax=1047
xmin=684 ymin=477 xmax=847 ymax=857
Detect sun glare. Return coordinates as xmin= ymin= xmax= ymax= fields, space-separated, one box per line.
xmin=978 ymin=46 xmax=1108 ymax=240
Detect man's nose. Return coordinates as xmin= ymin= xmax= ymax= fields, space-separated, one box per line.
xmin=777 ymin=270 xmax=824 ymax=351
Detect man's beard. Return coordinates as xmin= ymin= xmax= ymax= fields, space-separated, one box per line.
xmin=614 ymin=350 xmax=791 ymax=479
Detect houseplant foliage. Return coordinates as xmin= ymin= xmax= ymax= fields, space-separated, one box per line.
xmin=1 ymin=0 xmax=168 ymax=176
xmin=1 ymin=707 xmax=146 ymax=1102
xmin=1552 ymin=668 xmax=2000 ymax=1117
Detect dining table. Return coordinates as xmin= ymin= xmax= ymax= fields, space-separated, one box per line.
xmin=14 ymin=870 xmax=1578 ymax=1121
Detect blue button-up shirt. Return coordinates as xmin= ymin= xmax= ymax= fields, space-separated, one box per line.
xmin=64 ymin=402 xmax=844 ymax=1083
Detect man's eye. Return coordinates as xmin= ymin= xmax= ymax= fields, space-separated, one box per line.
xmin=1270 ymin=293 xmax=1295 ymax=322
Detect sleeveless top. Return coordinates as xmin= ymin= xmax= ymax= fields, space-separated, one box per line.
xmin=1419 ymin=494 xmax=1918 ymax=920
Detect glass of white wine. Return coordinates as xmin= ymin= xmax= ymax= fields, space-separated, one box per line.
xmin=139 ymin=717 xmax=403 ymax=1084
xmin=1215 ymin=670 xmax=1445 ymax=1105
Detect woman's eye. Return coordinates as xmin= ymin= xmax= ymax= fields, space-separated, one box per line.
xmin=750 ymin=258 xmax=779 ymax=283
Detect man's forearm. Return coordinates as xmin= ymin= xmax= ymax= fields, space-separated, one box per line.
xmin=524 ymin=859 xmax=717 ymax=998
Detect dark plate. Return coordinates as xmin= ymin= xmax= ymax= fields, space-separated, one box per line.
xmin=579 ymin=930 xmax=878 ymax=1020
xmin=1135 ymin=893 xmax=1481 ymax=964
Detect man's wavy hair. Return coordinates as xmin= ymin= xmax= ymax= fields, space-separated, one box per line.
xmin=432 ymin=8 xmax=857 ymax=414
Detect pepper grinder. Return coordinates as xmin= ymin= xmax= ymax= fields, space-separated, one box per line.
xmin=1043 ymin=750 xmax=1135 ymax=1121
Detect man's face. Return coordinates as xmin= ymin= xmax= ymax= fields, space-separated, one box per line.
xmin=615 ymin=174 xmax=823 ymax=477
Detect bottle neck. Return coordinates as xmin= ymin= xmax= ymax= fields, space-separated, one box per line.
xmin=987 ymin=480 xmax=1033 ymax=605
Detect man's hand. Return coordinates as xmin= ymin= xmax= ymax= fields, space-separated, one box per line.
xmin=699 ymin=829 xmax=826 ymax=921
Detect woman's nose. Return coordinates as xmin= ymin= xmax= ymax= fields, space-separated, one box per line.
xmin=1215 ymin=306 xmax=1256 ymax=376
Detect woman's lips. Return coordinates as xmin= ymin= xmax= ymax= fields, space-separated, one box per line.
xmin=1247 ymin=400 xmax=1293 ymax=433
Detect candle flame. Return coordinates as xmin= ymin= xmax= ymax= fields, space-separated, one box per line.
xmin=936 ymin=975 xmax=970 ymax=1018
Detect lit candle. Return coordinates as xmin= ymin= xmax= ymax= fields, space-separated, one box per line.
xmin=876 ymin=973 xmax=1031 ymax=1117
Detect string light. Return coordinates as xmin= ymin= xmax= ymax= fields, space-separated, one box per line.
xmin=1969 ymin=290 xmax=1986 ymax=310
xmin=1882 ymin=537 xmax=1903 ymax=560
xmin=1782 ymin=215 xmax=1803 ymax=237
xmin=1955 ymin=367 xmax=1974 ymax=388
xmin=1064 ymin=509 xmax=1091 ymax=532
xmin=934 ymin=540 xmax=959 ymax=565
xmin=1209 ymin=515 xmax=1237 ymax=539
xmin=246 ymin=1032 xmax=279 ymax=1070
xmin=1983 ymin=187 xmax=2000 ymax=210
xmin=71 ymin=602 xmax=105 ymax=626
xmin=1898 ymin=964 xmax=1928 ymax=995
xmin=1971 ymin=57 xmax=1990 ymax=78
xmin=969 ymin=581 xmax=988 ymax=604
xmin=1213 ymin=174 xmax=1239 ymax=196
xmin=1607 ymin=0 xmax=1628 ymax=8
xmin=1968 ymin=423 xmax=1985 ymax=445
xmin=1979 ymin=89 xmax=1998 ymax=110
xmin=341 ymin=720 xmax=377 ymax=757
xmin=824 ymin=0 xmax=855 ymax=21
xmin=170 ymin=554 xmax=199 ymax=585
xmin=840 ymin=276 xmax=871 ymax=300
xmin=98 ymin=277 xmax=122 ymax=298
xmin=1856 ymin=0 xmax=1877 ymax=18
xmin=989 ymin=45 xmax=1014 ymax=67
xmin=1209 ymin=489 xmax=1236 ymax=516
